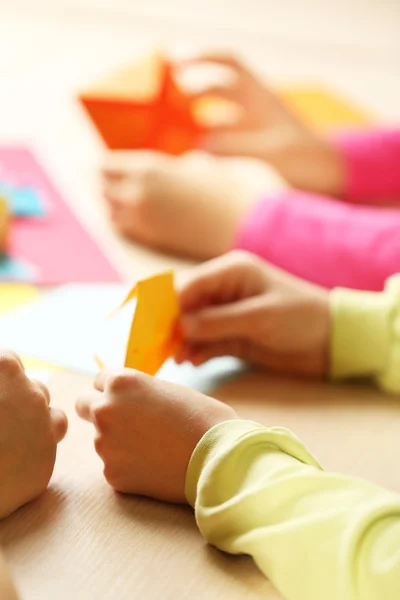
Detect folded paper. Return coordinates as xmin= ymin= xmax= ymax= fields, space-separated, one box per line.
xmin=79 ymin=51 xmax=200 ymax=154
xmin=109 ymin=271 xmax=181 ymax=376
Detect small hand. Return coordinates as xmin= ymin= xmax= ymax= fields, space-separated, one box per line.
xmin=0 ymin=350 xmax=68 ymax=519
xmin=175 ymin=251 xmax=330 ymax=377
xmin=180 ymin=53 xmax=344 ymax=195
xmin=76 ymin=369 xmax=237 ymax=503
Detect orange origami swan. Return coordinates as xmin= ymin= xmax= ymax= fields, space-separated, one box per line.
xmin=96 ymin=271 xmax=181 ymax=376
xmin=79 ymin=52 xmax=203 ymax=154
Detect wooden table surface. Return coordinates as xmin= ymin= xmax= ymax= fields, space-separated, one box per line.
xmin=0 ymin=2 xmax=399 ymax=598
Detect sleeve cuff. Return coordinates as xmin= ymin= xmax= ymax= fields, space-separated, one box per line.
xmin=330 ymin=287 xmax=392 ymax=380
xmin=185 ymin=419 xmax=322 ymax=508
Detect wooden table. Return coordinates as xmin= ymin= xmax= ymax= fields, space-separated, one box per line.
xmin=1 ymin=3 xmax=399 ymax=598
xmin=1 ymin=372 xmax=399 ymax=600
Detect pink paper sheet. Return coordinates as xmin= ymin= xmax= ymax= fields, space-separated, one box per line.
xmin=0 ymin=146 xmax=121 ymax=284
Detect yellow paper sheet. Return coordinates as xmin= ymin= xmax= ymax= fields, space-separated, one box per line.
xmin=281 ymin=85 xmax=372 ymax=129
xmin=106 ymin=271 xmax=181 ymax=376
xmin=0 ymin=283 xmax=39 ymax=313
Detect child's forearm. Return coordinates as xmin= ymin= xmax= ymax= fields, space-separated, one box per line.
xmin=235 ymin=191 xmax=400 ymax=291
xmin=333 ymin=129 xmax=400 ymax=204
xmin=0 ymin=550 xmax=19 ymax=600
xmin=186 ymin=420 xmax=400 ymax=600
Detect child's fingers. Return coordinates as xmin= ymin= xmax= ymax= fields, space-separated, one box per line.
xmin=30 ymin=379 xmax=51 ymax=405
xmin=185 ymin=339 xmax=246 ymax=366
xmin=50 ymin=408 xmax=68 ymax=443
xmin=201 ymin=129 xmax=268 ymax=158
xmin=173 ymin=345 xmax=190 ymax=365
xmin=75 ymin=391 xmax=102 ymax=423
xmin=94 ymin=369 xmax=116 ymax=392
xmin=174 ymin=341 xmax=200 ymax=365
xmin=178 ymin=53 xmax=245 ymax=74
xmin=103 ymin=179 xmax=141 ymax=205
xmin=182 ymin=298 xmax=260 ymax=342
xmin=101 ymin=151 xmax=149 ymax=181
xmin=188 ymin=83 xmax=240 ymax=104
xmin=102 ymin=151 xmax=170 ymax=181
xmin=179 ymin=252 xmax=253 ymax=312
xmin=101 ymin=152 xmax=131 ymax=181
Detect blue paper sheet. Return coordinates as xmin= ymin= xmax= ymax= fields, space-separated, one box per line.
xmin=0 ymin=255 xmax=37 ymax=281
xmin=0 ymin=183 xmax=46 ymax=217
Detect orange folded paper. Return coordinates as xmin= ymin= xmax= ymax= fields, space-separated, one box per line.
xmin=79 ymin=52 xmax=201 ymax=154
xmin=104 ymin=271 xmax=181 ymax=376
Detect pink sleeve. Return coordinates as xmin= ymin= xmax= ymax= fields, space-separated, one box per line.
xmin=333 ymin=128 xmax=400 ymax=203
xmin=235 ymin=191 xmax=400 ymax=291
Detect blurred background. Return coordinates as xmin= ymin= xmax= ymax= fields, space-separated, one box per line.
xmin=1 ymin=0 xmax=399 ymax=271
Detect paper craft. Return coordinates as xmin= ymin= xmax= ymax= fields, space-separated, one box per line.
xmin=80 ymin=51 xmax=200 ymax=154
xmin=0 ymin=183 xmax=46 ymax=217
xmin=0 ymin=147 xmax=121 ymax=284
xmin=79 ymin=51 xmax=371 ymax=154
xmin=109 ymin=271 xmax=181 ymax=375
xmin=0 ymin=279 xmax=241 ymax=393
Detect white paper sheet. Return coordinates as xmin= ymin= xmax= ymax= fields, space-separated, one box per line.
xmin=0 ymin=284 xmax=242 ymax=393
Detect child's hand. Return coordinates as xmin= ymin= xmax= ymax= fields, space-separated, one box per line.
xmin=184 ymin=53 xmax=287 ymax=135
xmin=0 ymin=350 xmax=68 ymax=519
xmin=76 ymin=370 xmax=237 ymax=503
xmin=176 ymin=251 xmax=330 ymax=377
xmin=182 ymin=53 xmax=344 ymax=195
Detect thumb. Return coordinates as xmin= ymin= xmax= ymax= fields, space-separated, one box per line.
xmin=181 ymin=296 xmax=263 ymax=343
xmin=50 ymin=408 xmax=68 ymax=444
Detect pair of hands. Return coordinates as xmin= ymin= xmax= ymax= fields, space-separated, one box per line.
xmin=181 ymin=53 xmax=345 ymax=195
xmin=0 ymin=351 xmax=234 ymax=515
xmin=1 ymin=252 xmax=330 ymax=513
xmin=77 ymin=251 xmax=330 ymax=503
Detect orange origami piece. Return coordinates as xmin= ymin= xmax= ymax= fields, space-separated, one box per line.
xmin=79 ymin=52 xmax=202 ymax=154
xmin=99 ymin=271 xmax=181 ymax=376
xmin=79 ymin=51 xmax=371 ymax=154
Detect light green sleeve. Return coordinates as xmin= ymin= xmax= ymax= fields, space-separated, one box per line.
xmin=186 ymin=420 xmax=400 ymax=600
xmin=330 ymin=274 xmax=400 ymax=392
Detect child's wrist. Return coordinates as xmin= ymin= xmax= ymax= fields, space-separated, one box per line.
xmin=264 ymin=134 xmax=346 ymax=197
